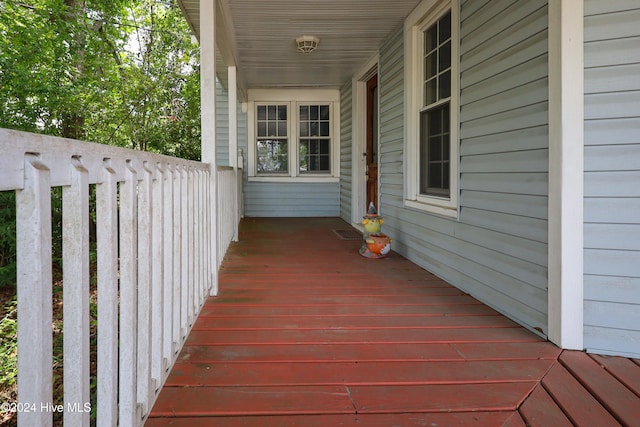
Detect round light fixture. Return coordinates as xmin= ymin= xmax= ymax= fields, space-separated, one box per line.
xmin=295 ymin=35 xmax=320 ymax=54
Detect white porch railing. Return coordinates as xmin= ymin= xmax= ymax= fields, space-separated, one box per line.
xmin=0 ymin=128 xmax=241 ymax=427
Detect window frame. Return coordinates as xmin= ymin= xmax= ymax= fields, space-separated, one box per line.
xmin=404 ymin=0 xmax=460 ymax=218
xmin=247 ymin=89 xmax=340 ymax=182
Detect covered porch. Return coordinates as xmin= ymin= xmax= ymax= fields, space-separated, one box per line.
xmin=147 ymin=217 xmax=640 ymax=427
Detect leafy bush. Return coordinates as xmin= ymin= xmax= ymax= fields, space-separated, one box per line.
xmin=0 ymin=192 xmax=16 ymax=288
xmin=0 ymin=297 xmax=17 ymax=393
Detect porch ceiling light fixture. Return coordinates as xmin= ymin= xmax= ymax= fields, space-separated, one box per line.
xmin=296 ymin=35 xmax=320 ymax=54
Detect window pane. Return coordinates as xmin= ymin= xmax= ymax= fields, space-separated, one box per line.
xmin=278 ymin=105 xmax=287 ymax=120
xmin=428 ymin=163 xmax=442 ymax=189
xmin=257 ymin=105 xmax=267 ymax=120
xmin=419 ymin=104 xmax=451 ymax=197
xmin=320 ymin=122 xmax=330 ymax=136
xmin=429 ymin=136 xmax=442 ymax=160
xmin=320 ymin=105 xmax=329 ymax=120
xmin=299 ymin=105 xmax=309 ymax=121
xmin=428 ymin=107 xmax=442 ymax=134
xmin=443 ymin=161 xmax=450 ymax=189
xmin=267 ymin=105 xmax=276 ymax=120
xmin=299 ymin=122 xmax=309 ymax=137
xmin=423 ymin=12 xmax=452 ymax=106
xmin=257 ymin=122 xmax=267 ymax=137
xmin=439 ymin=11 xmax=451 ymax=42
xmin=439 ymin=41 xmax=451 ymax=72
xmin=300 ymin=139 xmax=330 ymax=173
xmin=256 ymin=104 xmax=289 ymax=173
xmin=277 ymin=121 xmax=287 ymax=136
xmin=425 ymin=23 xmax=438 ymax=52
xmin=425 ymin=52 xmax=437 ymax=78
xmin=298 ymin=105 xmax=331 ymax=173
xmin=439 ymin=71 xmax=451 ymax=99
xmin=257 ymin=139 xmax=288 ymax=173
xmin=424 ymin=77 xmax=437 ymax=105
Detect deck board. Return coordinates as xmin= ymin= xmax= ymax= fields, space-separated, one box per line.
xmin=541 ymin=363 xmax=621 ymax=426
xmin=147 ymin=218 xmax=639 ymax=426
xmin=164 ymin=359 xmax=555 ymax=387
xmin=590 ymin=354 xmax=640 ymax=398
xmin=560 ymin=351 xmax=640 ymax=426
xmin=518 ymin=385 xmax=574 ymax=427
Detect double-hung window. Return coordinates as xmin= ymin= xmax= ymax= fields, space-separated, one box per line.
xmin=256 ymin=105 xmax=289 ymax=173
xmin=405 ymin=1 xmax=459 ymax=217
xmin=248 ymin=89 xmax=339 ymax=181
xmin=299 ymin=105 xmax=331 ymax=173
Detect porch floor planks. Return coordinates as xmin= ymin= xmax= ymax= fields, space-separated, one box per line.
xmin=147 ymin=217 xmax=640 ymax=426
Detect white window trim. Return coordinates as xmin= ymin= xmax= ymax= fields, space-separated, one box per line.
xmin=404 ymin=0 xmax=460 ymax=219
xmin=247 ymin=89 xmax=340 ymax=182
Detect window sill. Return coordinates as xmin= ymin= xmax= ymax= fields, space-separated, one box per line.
xmin=405 ymin=198 xmax=459 ymax=219
xmin=248 ymin=176 xmax=340 ymax=184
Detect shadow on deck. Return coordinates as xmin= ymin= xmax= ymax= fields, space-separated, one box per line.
xmin=147 ymin=218 xmax=640 ymax=426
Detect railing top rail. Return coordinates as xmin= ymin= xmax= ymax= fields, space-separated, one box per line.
xmin=0 ymin=128 xmax=210 ymax=191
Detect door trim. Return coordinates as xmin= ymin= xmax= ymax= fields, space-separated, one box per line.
xmin=351 ymin=55 xmax=379 ymax=226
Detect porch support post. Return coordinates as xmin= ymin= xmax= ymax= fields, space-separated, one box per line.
xmin=228 ymin=65 xmax=240 ymax=241
xmin=200 ymin=0 xmax=218 ymax=295
xmin=548 ymin=0 xmax=584 ymax=350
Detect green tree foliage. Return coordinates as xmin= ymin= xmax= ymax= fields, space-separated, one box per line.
xmin=0 ymin=0 xmax=201 ymax=288
xmin=0 ymin=0 xmax=201 ymax=157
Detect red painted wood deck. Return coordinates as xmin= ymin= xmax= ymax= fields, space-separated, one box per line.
xmin=147 ymin=218 xmax=640 ymax=426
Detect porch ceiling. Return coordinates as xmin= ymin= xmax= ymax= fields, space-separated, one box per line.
xmin=177 ymin=0 xmax=422 ymax=89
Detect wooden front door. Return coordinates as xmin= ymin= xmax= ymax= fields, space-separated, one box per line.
xmin=366 ymin=74 xmax=379 ymax=210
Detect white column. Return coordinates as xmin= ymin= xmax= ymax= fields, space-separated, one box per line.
xmin=548 ymin=0 xmax=584 ymax=350
xmin=228 ymin=65 xmax=240 ymax=241
xmin=200 ymin=0 xmax=219 ymax=295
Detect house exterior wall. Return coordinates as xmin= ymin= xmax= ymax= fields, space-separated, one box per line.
xmin=243 ymin=182 xmax=340 ymax=217
xmin=366 ymin=0 xmax=550 ymax=335
xmin=340 ymin=79 xmax=354 ymax=221
xmin=216 ymin=78 xmax=230 ymax=166
xmin=583 ymin=1 xmax=640 ymax=357
xmin=238 ymin=96 xmax=248 ymax=167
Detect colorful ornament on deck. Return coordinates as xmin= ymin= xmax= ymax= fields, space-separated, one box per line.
xmin=359 ymin=202 xmax=392 ymax=258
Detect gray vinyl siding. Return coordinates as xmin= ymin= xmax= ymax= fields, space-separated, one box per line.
xmin=378 ymin=0 xmax=549 ymax=336
xmin=340 ymin=79 xmax=353 ymax=222
xmin=216 ymin=78 xmax=230 ymax=166
xmin=583 ymin=1 xmax=640 ymax=357
xmin=243 ymin=182 xmax=340 ymax=217
xmin=237 ymin=97 xmax=248 ymax=170
xmin=237 ymin=98 xmax=248 ymax=217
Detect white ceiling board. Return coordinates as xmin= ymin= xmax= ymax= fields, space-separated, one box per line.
xmin=178 ymin=0 xmax=422 ymax=89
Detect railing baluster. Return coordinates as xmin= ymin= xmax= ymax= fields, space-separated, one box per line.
xmin=187 ymin=167 xmax=195 ymax=325
xmin=204 ymin=170 xmax=212 ymax=297
xmin=151 ymin=162 xmax=165 ymax=388
xmin=119 ymin=160 xmax=139 ymax=427
xmin=16 ymin=154 xmax=53 ymax=427
xmin=96 ymin=158 xmax=118 ymax=427
xmin=172 ymin=166 xmax=182 ymax=352
xmin=163 ymin=165 xmax=175 ymax=366
xmin=136 ymin=161 xmax=153 ymax=416
xmin=196 ymin=170 xmax=207 ymax=309
xmin=180 ymin=166 xmax=189 ymax=339
xmin=62 ymin=156 xmax=91 ymax=427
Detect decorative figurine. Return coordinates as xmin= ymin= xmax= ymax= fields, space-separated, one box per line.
xmin=359 ymin=202 xmax=391 ymax=258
